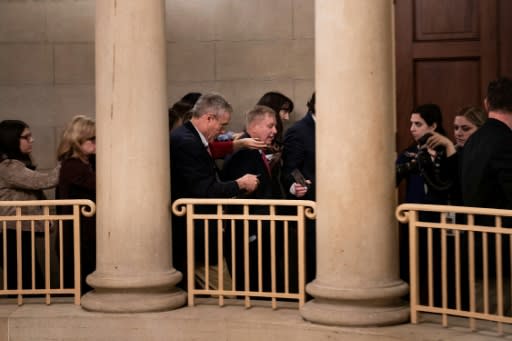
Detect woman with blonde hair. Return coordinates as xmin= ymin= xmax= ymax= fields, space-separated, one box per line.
xmin=453 ymin=106 xmax=487 ymax=148
xmin=56 ymin=115 xmax=96 ymax=295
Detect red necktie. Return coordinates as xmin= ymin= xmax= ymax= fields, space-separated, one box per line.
xmin=260 ymin=151 xmax=271 ymax=175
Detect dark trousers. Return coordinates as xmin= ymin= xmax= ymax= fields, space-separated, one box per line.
xmin=2 ymin=229 xmax=44 ymax=290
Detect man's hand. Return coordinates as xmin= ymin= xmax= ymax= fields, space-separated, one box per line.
xmin=290 ymin=180 xmax=312 ymax=198
xmin=236 ymin=174 xmax=260 ymax=193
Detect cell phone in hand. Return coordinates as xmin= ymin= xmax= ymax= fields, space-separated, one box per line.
xmin=291 ymin=168 xmax=307 ymax=187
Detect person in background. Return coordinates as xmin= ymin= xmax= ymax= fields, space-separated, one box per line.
xmin=460 ymin=78 xmax=512 ymax=311
xmin=168 ymin=92 xmax=201 ymax=132
xmin=256 ymin=91 xmax=295 ymax=198
xmin=281 ymin=93 xmax=315 ymax=201
xmin=222 ymin=105 xmax=277 ymax=200
xmin=0 ymin=120 xmax=60 ymax=289
xmin=425 ymin=106 xmax=487 ymax=206
xmin=170 ymin=93 xmax=260 ymax=289
xmin=453 ymin=106 xmax=487 ymax=149
xmin=222 ymin=105 xmax=278 ymax=291
xmin=169 ymin=92 xmax=265 ymax=158
xmin=396 ymin=104 xmax=454 ymax=307
xmin=256 ymin=91 xmax=294 ymax=148
xmin=461 ymin=77 xmax=512 ymax=211
xmin=396 ymin=103 xmax=454 ymax=205
xmin=280 ymin=92 xmax=316 ymax=291
xmin=56 ymin=115 xmax=96 ymax=295
xmin=418 ymin=106 xmax=487 ymax=310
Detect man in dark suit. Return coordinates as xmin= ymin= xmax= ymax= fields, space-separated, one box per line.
xmin=222 ymin=105 xmax=277 ymax=200
xmin=281 ymin=93 xmax=316 ymax=201
xmin=461 ymin=77 xmax=512 ymax=211
xmin=170 ymin=93 xmax=259 ymax=289
xmin=222 ymin=105 xmax=277 ymax=292
xmin=460 ymin=77 xmax=512 ymax=289
xmin=281 ymin=92 xmax=316 ymax=288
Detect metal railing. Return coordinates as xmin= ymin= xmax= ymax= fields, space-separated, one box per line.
xmin=0 ymin=199 xmax=95 ymax=305
xmin=172 ymin=198 xmax=316 ymax=309
xmin=396 ymin=203 xmax=512 ymax=335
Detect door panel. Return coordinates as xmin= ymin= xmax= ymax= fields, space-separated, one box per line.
xmin=395 ymin=0 xmax=498 ymax=153
xmin=414 ymin=0 xmax=479 ymax=41
xmin=414 ymin=59 xmax=481 ymax=136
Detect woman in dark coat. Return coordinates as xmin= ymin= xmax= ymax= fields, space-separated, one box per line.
xmin=56 ymin=115 xmax=96 ymax=295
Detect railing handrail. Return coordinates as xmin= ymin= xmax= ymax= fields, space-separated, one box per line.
xmin=171 ymin=197 xmax=316 ymax=309
xmin=0 ymin=199 xmax=96 ymax=217
xmin=395 ymin=202 xmax=512 ymax=335
xmin=396 ymin=203 xmax=512 ymax=222
xmin=172 ymin=197 xmax=316 ymax=207
xmin=172 ymin=198 xmax=316 ymax=217
xmin=0 ymin=199 xmax=96 ymax=305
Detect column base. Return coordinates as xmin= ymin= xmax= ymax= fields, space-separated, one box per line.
xmin=301 ymin=279 xmax=410 ymax=326
xmin=81 ymin=288 xmax=186 ymax=313
xmin=80 ymin=269 xmax=186 ymax=313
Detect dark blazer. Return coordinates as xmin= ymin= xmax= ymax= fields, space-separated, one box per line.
xmin=170 ymin=121 xmax=240 ymax=286
xmin=221 ymin=133 xmax=273 ymax=292
xmin=461 ymin=118 xmax=512 ymax=209
xmin=281 ymin=112 xmax=316 ymax=201
xmin=56 ymin=157 xmax=96 ymax=294
xmin=170 ymin=121 xmax=239 ymax=200
xmin=222 ymin=132 xmax=273 ymax=200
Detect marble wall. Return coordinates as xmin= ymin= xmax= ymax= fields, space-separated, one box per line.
xmin=0 ymin=0 xmax=314 ymax=172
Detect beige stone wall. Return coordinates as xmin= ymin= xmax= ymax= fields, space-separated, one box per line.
xmin=0 ymin=0 xmax=314 ymax=172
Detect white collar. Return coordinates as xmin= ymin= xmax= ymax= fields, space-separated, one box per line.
xmin=191 ymin=122 xmax=209 ymax=147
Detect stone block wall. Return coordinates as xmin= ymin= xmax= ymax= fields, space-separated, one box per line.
xmin=0 ymin=0 xmax=315 ymax=173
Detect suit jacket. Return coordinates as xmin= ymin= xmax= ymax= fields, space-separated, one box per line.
xmin=170 ymin=121 xmax=241 ymax=277
xmin=170 ymin=121 xmax=240 ymax=200
xmin=281 ymin=112 xmax=316 ymax=201
xmin=461 ymin=118 xmax=512 ymax=209
xmin=222 ymin=132 xmax=273 ymax=200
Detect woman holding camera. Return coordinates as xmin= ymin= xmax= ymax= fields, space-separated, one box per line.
xmin=396 ymin=103 xmax=455 ymax=205
xmin=396 ymin=104 xmax=457 ymax=307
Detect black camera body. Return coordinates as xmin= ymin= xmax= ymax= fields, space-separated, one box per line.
xmin=396 ymin=132 xmax=452 ymax=191
xmin=396 ymin=133 xmax=433 ymax=178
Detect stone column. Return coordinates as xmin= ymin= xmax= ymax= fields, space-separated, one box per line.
xmin=81 ymin=0 xmax=186 ymax=312
xmin=301 ymin=0 xmax=409 ymax=326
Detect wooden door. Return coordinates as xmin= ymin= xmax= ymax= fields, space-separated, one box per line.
xmin=395 ymin=0 xmax=498 ymax=153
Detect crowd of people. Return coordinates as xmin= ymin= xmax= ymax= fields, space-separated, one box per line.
xmin=0 ymin=76 xmax=510 ymax=299
xmin=396 ymin=77 xmax=512 ymax=308
xmin=0 ymin=116 xmax=96 ymax=294
xmin=169 ymin=91 xmax=317 ymax=291
xmin=0 ymin=90 xmax=317 ymax=295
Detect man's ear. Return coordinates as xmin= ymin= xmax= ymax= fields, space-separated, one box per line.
xmin=431 ymin=122 xmax=437 ymax=132
xmin=484 ymin=98 xmax=489 ymax=112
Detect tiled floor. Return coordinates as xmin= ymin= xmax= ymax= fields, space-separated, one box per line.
xmin=0 ymin=298 xmax=510 ymax=340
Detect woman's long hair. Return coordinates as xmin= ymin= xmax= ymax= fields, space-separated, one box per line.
xmin=256 ymin=91 xmax=294 ymax=145
xmin=0 ymin=120 xmax=34 ymax=169
xmin=414 ymin=103 xmax=446 ymax=136
xmin=57 ymin=115 xmax=95 ymax=162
